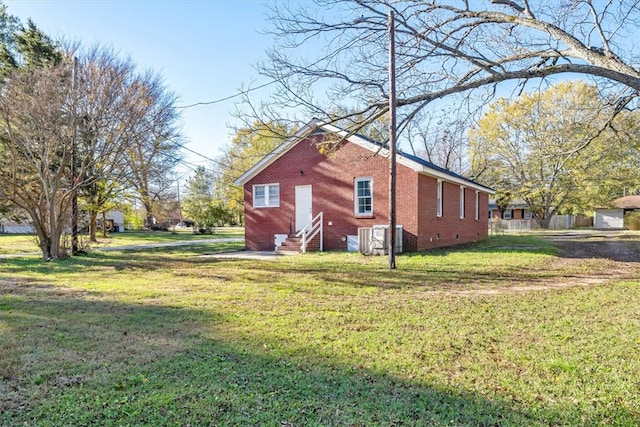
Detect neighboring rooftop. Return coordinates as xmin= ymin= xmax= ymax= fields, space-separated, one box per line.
xmin=612 ymin=195 xmax=640 ymax=209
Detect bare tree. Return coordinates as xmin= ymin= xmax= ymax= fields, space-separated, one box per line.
xmin=0 ymin=44 xmax=182 ymax=259
xmin=0 ymin=55 xmax=128 ymax=259
xmin=405 ymin=109 xmax=474 ymax=174
xmin=253 ymin=1 xmax=640 ymax=143
xmin=121 ymin=71 xmax=183 ymax=227
xmin=75 ymin=47 xmax=140 ymax=242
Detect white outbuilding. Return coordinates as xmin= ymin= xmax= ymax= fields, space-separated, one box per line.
xmin=594 ymin=195 xmax=640 ymax=229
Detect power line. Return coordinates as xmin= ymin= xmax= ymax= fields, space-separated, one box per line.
xmin=179 ymin=144 xmax=218 ymax=163
xmin=176 ymin=80 xmax=277 ymax=109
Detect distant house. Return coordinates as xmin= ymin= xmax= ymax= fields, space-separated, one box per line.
xmin=594 ymin=195 xmax=640 ymax=229
xmin=489 ymin=200 xmax=592 ymax=230
xmin=234 ymin=121 xmax=494 ymax=253
xmin=489 ymin=200 xmax=533 ymax=220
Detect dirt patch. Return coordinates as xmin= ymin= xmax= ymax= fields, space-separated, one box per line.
xmin=543 ymin=232 xmax=640 ymax=284
xmin=547 ymin=231 xmax=640 ymax=262
xmin=553 ymin=232 xmax=635 ymax=282
xmin=452 ymin=231 xmax=640 ymax=296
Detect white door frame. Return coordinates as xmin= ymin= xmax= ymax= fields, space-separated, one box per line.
xmin=295 ymin=185 xmax=313 ymax=232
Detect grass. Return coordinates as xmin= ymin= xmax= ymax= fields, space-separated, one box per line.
xmin=0 ymin=227 xmax=244 ymax=254
xmin=1 ymin=234 xmax=639 ymax=426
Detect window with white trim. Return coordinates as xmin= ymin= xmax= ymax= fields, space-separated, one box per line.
xmin=253 ymin=183 xmax=280 ymax=208
xmin=503 ymin=209 xmax=512 ymax=220
xmin=475 ymin=191 xmax=480 ymax=220
xmin=436 ymin=180 xmax=443 ymax=217
xmin=524 ymin=210 xmax=533 ymax=219
xmin=355 ymin=177 xmax=373 ymax=215
xmin=460 ymin=186 xmax=465 ymax=219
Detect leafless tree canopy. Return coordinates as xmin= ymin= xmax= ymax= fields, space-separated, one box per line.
xmin=121 ymin=69 xmax=183 ymax=226
xmin=256 ymin=0 xmax=640 ymax=138
xmin=0 ymin=45 xmax=183 ymax=259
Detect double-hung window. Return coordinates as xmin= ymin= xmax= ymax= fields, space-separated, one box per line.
xmin=355 ymin=177 xmax=372 ymax=216
xmin=253 ymin=183 xmax=279 ymax=208
xmin=460 ymin=186 xmax=465 ymax=219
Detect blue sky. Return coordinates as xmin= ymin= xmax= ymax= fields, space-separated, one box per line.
xmin=5 ymin=0 xmax=277 ymax=173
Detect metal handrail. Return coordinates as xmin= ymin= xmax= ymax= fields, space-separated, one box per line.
xmin=296 ymin=211 xmax=323 ymax=253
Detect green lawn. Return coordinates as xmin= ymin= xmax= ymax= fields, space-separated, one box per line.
xmin=0 ymin=228 xmax=244 ymax=254
xmin=1 ymin=235 xmax=638 ymax=426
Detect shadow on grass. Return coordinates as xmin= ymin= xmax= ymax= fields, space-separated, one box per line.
xmin=0 ymin=240 xmax=564 ymax=295
xmin=1 ymin=284 xmax=635 ymax=426
xmin=0 ymin=241 xmax=245 ymax=274
xmin=105 ymin=229 xmax=243 ymax=243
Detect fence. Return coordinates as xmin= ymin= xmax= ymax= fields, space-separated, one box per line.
xmin=490 ymin=215 xmax=593 ymax=233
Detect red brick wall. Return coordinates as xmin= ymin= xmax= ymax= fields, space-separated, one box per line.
xmin=244 ymin=133 xmax=489 ymax=252
xmin=415 ymin=178 xmax=489 ymax=250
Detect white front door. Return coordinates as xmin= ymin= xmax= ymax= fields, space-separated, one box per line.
xmin=295 ymin=185 xmax=313 ymax=232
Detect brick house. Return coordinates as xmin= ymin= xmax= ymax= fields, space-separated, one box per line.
xmin=488 ymin=200 xmax=532 ymax=220
xmin=235 ymin=121 xmax=494 ymax=253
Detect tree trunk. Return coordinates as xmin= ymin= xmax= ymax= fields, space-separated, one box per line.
xmin=35 ymin=228 xmax=52 ymax=261
xmin=35 ymin=213 xmax=63 ymax=259
xmin=89 ymin=210 xmax=98 ymax=242
xmin=102 ymin=211 xmax=108 ymax=238
xmin=536 ymin=210 xmax=554 ymax=229
xmin=143 ymin=201 xmax=154 ymax=226
xmin=49 ymin=225 xmax=62 ymax=260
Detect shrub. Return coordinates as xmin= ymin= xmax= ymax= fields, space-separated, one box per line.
xmin=624 ymin=211 xmax=640 ymax=230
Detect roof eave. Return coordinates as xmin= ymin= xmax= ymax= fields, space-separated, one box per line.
xmin=415 ymin=165 xmax=495 ymax=194
xmin=234 ymin=120 xmax=495 ymax=194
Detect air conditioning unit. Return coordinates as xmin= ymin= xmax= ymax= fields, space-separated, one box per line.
xmin=358 ymin=225 xmax=403 ymax=255
xmin=357 ymin=227 xmax=372 ymax=254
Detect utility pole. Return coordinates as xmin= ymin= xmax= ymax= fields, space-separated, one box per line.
xmin=71 ymin=56 xmax=79 ymax=255
xmin=388 ymin=10 xmax=397 ymax=269
xmin=177 ymin=180 xmax=183 ymax=221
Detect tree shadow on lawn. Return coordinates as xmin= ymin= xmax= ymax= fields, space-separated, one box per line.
xmin=0 ymin=242 xmax=244 ymax=274
xmin=0 ymin=257 xmax=568 ymax=297
xmin=1 ymin=284 xmax=634 ymax=426
xmin=268 ymin=259 xmax=564 ymax=294
xmin=0 ymin=241 xmax=617 ymax=295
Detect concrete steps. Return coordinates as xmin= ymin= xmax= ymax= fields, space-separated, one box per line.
xmin=276 ymin=234 xmax=321 ymax=253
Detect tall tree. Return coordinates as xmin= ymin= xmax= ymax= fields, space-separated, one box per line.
xmin=0 ymin=2 xmax=20 ymax=74
xmin=0 ymin=43 xmax=182 ymax=259
xmin=252 ymin=1 xmax=640 ymax=140
xmin=405 ymin=110 xmax=472 ymax=175
xmin=183 ymin=166 xmax=229 ymax=232
xmin=74 ymin=47 xmax=139 ymax=242
xmin=215 ymin=122 xmax=289 ymax=224
xmin=0 ymin=14 xmax=61 ymax=76
xmin=469 ymin=81 xmax=638 ymax=228
xmin=0 ymin=61 xmax=85 ymax=259
xmin=122 ymin=71 xmax=183 ymax=227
